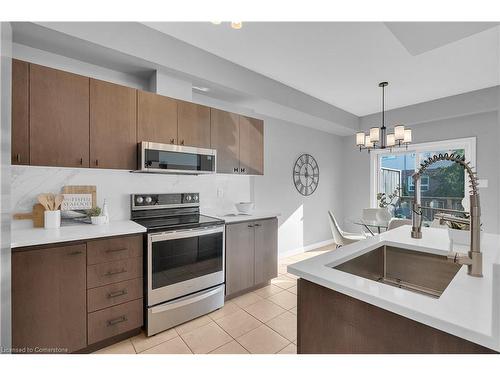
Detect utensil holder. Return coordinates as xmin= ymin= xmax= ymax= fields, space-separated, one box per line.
xmin=44 ymin=210 xmax=61 ymax=229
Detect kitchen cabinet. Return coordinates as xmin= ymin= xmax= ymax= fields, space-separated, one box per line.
xmin=12 ymin=243 xmax=87 ymax=353
xmin=254 ymin=218 xmax=278 ymax=285
xmin=90 ymin=79 xmax=137 ymax=170
xmin=137 ymin=90 xmax=178 ymax=145
xmin=177 ymin=101 xmax=211 ymax=148
xmin=210 ymin=108 xmax=240 ymax=173
xmin=239 ymin=116 xmax=264 ymax=175
xmin=11 ymin=59 xmax=29 ymax=165
xmin=225 ymin=218 xmax=278 ymax=297
xmin=226 ymin=221 xmax=255 ymax=296
xmin=29 ymin=64 xmax=90 ymax=168
xmin=210 ymin=111 xmax=264 ymax=175
xmin=12 ymin=234 xmax=144 ymax=353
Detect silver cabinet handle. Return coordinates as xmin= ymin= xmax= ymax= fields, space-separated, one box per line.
xmin=107 ymin=289 xmax=128 ymax=298
xmin=240 ymin=168 xmax=246 ymax=173
xmin=105 ymin=268 xmax=127 ymax=276
xmin=69 ymin=251 xmax=83 ymax=256
xmin=107 ymin=315 xmax=127 ymax=326
xmin=233 ymin=167 xmax=239 ymax=173
xmin=105 ymin=248 xmax=127 ymax=254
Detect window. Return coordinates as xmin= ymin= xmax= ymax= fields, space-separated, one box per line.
xmin=408 ymin=175 xmax=429 ymax=192
xmin=371 ymin=137 xmax=476 ymax=222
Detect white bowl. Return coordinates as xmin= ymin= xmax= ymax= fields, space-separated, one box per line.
xmin=235 ymin=202 xmax=254 ymax=214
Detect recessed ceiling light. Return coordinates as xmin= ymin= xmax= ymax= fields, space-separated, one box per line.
xmin=231 ymin=22 xmax=242 ymax=30
xmin=192 ymin=86 xmax=210 ymax=92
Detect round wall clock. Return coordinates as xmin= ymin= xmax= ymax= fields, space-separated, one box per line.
xmin=293 ymin=154 xmax=319 ymax=196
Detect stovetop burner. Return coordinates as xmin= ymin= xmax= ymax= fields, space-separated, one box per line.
xmin=133 ymin=214 xmax=223 ymax=232
xmin=130 ymin=193 xmax=224 ymax=232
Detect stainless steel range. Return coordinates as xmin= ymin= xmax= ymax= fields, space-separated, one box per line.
xmin=131 ymin=193 xmax=225 ymax=336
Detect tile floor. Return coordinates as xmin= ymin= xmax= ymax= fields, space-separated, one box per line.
xmin=94 ymin=245 xmax=333 ymax=355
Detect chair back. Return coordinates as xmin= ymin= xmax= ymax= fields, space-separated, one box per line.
xmin=387 ymin=218 xmax=412 ymax=230
xmin=328 ymin=211 xmax=345 ymax=246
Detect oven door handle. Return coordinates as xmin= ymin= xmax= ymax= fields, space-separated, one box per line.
xmin=149 ymin=225 xmax=224 ymax=242
xmin=151 ymin=285 xmax=223 ymax=314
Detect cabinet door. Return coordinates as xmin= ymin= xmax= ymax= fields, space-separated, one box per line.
xmin=225 ymin=222 xmax=255 ymax=296
xmin=30 ymin=64 xmax=90 ymax=167
xmin=90 ymin=79 xmax=137 ymax=170
xmin=254 ymin=218 xmax=278 ymax=285
xmin=11 ymin=59 xmax=29 ymax=165
xmin=239 ymin=116 xmax=264 ymax=175
xmin=177 ymin=101 xmax=211 ymax=148
xmin=210 ymin=108 xmax=240 ymax=173
xmin=137 ymin=90 xmax=178 ymax=145
xmin=12 ymin=244 xmax=87 ymax=353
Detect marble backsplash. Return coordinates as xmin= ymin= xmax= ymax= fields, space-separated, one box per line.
xmin=11 ymin=166 xmax=253 ymax=229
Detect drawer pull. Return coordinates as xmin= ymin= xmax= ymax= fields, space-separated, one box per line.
xmin=69 ymin=251 xmax=83 ymax=256
xmin=105 ymin=248 xmax=127 ymax=254
xmin=248 ymin=224 xmax=254 ymax=228
xmin=254 ymin=223 xmax=261 ymax=227
xmin=107 ymin=289 xmax=128 ymax=299
xmin=105 ymin=268 xmax=127 ymax=276
xmin=107 ymin=315 xmax=128 ymax=326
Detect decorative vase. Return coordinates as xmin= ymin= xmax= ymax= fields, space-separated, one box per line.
xmin=91 ymin=216 xmax=107 ymax=225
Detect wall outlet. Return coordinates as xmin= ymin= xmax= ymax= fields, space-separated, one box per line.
xmin=217 ymin=187 xmax=224 ymax=198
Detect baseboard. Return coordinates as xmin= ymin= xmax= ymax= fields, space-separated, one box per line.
xmin=279 ymin=239 xmax=335 ymax=259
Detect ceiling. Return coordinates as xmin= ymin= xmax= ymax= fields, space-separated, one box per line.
xmin=144 ymin=22 xmax=499 ymax=116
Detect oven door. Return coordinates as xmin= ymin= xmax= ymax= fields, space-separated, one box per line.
xmin=147 ymin=225 xmax=225 ymax=306
xmin=139 ymin=141 xmax=216 ymax=174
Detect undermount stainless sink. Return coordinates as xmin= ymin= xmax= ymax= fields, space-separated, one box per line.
xmin=333 ymin=246 xmax=462 ymax=298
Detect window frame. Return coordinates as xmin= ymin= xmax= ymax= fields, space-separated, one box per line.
xmin=369 ymin=137 xmax=476 ymax=208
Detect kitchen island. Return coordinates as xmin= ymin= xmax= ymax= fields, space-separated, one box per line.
xmin=288 ymin=225 xmax=500 ymax=354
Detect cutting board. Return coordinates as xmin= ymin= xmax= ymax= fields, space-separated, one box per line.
xmin=62 ymin=185 xmax=97 ymax=208
xmin=13 ymin=204 xmax=45 ymax=228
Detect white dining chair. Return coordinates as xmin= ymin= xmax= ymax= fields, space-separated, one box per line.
xmin=328 ymin=211 xmax=367 ymax=247
xmin=387 ymin=218 xmax=412 ymax=230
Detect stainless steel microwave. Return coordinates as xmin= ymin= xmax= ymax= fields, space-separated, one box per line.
xmin=137 ymin=141 xmax=216 ymax=174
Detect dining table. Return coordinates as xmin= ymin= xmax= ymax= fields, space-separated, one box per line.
xmin=351 ymin=218 xmax=390 ymax=235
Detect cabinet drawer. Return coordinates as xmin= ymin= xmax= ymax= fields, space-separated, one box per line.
xmin=87 ymin=257 xmax=142 ymax=289
xmin=87 ymin=278 xmax=143 ymax=313
xmin=87 ymin=234 xmax=142 ymax=265
xmin=87 ymin=298 xmax=143 ymax=345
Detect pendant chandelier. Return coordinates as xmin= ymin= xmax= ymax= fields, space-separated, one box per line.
xmin=355 ymin=82 xmax=412 ymax=152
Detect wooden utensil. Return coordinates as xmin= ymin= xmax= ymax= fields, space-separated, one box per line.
xmin=54 ymin=194 xmax=64 ymax=210
xmin=47 ymin=193 xmax=55 ymax=211
xmin=38 ymin=194 xmax=51 ymax=211
xmin=13 ymin=204 xmax=45 ymax=228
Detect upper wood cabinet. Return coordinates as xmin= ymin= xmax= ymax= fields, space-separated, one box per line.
xmin=29 ymin=64 xmax=90 ymax=167
xmin=12 ymin=243 xmax=87 ymax=353
xmin=137 ymin=90 xmax=178 ymax=145
xmin=90 ymin=79 xmax=137 ymax=170
xmin=239 ymin=116 xmax=264 ymax=175
xmin=11 ymin=59 xmax=29 ymax=165
xmin=177 ymin=101 xmax=211 ymax=148
xmin=210 ymin=108 xmax=240 ymax=173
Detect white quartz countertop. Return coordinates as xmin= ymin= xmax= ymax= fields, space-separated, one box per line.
xmin=288 ymin=225 xmax=500 ymax=351
xmin=11 ymin=220 xmax=147 ymax=248
xmin=202 ymin=211 xmax=280 ymax=224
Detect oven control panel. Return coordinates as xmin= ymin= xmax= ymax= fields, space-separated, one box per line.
xmin=132 ymin=193 xmax=199 ymax=209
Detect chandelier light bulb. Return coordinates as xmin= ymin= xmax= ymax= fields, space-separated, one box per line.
xmin=231 ymin=22 xmax=243 ymax=30
xmin=356 ymin=132 xmax=366 ymax=146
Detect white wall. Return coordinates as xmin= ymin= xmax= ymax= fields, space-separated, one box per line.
xmin=0 ymin=21 xmax=12 ymax=351
xmin=342 ymin=110 xmax=500 ymax=234
xmin=255 ymin=117 xmax=343 ymax=256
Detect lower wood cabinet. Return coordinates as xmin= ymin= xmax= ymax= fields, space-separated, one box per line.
xmin=225 ymin=218 xmax=278 ymax=297
xmin=12 ymin=234 xmax=144 ymax=353
xmin=12 ymin=243 xmax=87 ymax=353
